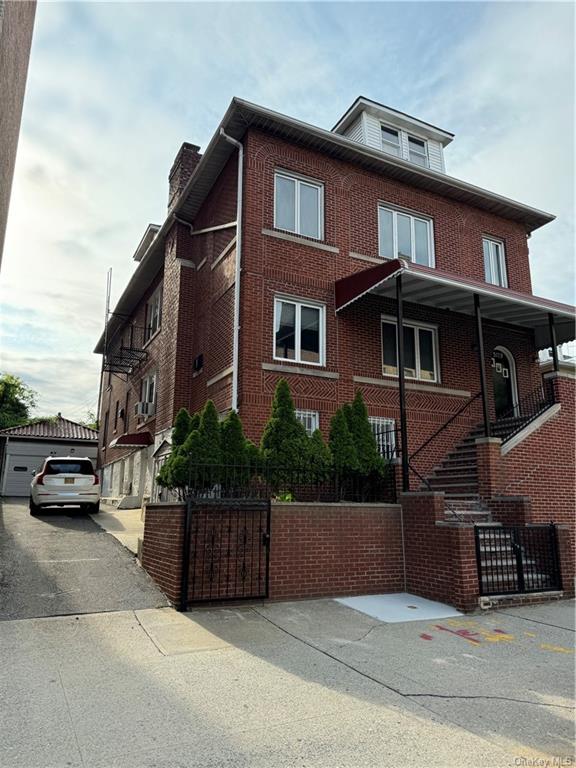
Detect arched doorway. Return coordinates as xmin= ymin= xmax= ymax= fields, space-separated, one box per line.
xmin=491 ymin=346 xmax=518 ymax=419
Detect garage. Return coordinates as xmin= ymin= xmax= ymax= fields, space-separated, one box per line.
xmin=0 ymin=415 xmax=98 ymax=497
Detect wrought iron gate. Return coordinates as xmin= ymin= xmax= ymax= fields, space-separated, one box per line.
xmin=182 ymin=500 xmax=271 ymax=606
xmin=475 ymin=524 xmax=562 ymax=596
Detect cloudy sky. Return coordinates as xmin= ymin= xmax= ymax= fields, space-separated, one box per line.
xmin=0 ymin=0 xmax=574 ymax=420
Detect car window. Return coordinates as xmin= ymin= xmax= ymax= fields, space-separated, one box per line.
xmin=45 ymin=461 xmax=94 ymax=475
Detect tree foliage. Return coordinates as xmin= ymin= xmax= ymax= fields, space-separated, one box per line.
xmin=348 ymin=391 xmax=385 ymax=475
xmin=0 ymin=374 xmax=38 ymax=430
xmin=260 ymin=379 xmax=308 ymax=470
xmin=329 ymin=408 xmax=359 ymax=473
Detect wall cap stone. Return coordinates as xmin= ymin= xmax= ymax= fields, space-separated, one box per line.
xmin=475 ymin=436 xmax=502 ymax=445
xmin=501 ymin=404 xmax=561 ymax=455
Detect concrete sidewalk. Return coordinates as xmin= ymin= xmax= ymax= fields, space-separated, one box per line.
xmin=90 ymin=503 xmax=144 ymax=555
xmin=0 ymin=598 xmax=573 ymax=767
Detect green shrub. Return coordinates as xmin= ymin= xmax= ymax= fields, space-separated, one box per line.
xmin=260 ymin=379 xmax=308 ymax=478
xmin=329 ymin=408 xmax=359 ymax=474
xmin=349 ymin=391 xmax=385 ymax=476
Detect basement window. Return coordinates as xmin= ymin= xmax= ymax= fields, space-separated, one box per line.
xmin=295 ymin=410 xmax=320 ymax=436
xmin=368 ymin=417 xmax=397 ymax=459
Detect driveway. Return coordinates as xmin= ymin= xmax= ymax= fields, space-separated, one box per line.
xmin=0 ymin=594 xmax=573 ymax=767
xmin=0 ymin=498 xmax=167 ymax=620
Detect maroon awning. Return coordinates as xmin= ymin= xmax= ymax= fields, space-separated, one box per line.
xmin=335 ymin=258 xmax=575 ymax=348
xmin=109 ymin=432 xmax=153 ymax=449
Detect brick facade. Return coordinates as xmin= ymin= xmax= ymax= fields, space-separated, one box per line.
xmin=99 ymin=102 xmax=573 ymax=607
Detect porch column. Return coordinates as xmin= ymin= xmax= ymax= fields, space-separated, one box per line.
xmin=474 ymin=293 xmax=491 ymax=437
xmin=548 ymin=313 xmax=559 ymax=372
xmin=396 ymin=274 xmax=410 ymax=492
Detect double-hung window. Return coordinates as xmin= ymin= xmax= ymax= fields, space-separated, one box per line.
xmin=381 ymin=316 xmax=439 ymax=382
xmin=141 ymin=373 xmax=156 ymax=404
xmin=295 ymin=410 xmax=320 ymax=436
xmin=145 ymin=286 xmax=162 ymax=342
xmin=274 ymin=171 xmax=323 ymax=240
xmin=483 ymin=237 xmax=508 ymax=287
xmin=368 ymin=417 xmax=397 ymax=459
xmin=381 ymin=125 xmax=401 ymax=157
xmin=408 ymin=135 xmax=428 ymax=167
xmin=274 ymin=297 xmax=325 ymax=366
xmin=378 ymin=205 xmax=434 ymax=267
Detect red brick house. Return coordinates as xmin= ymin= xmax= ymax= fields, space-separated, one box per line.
xmin=95 ymin=97 xmax=575 ymax=607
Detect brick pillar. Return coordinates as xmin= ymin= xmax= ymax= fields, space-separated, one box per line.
xmin=449 ymin=526 xmax=480 ymax=612
xmin=141 ymin=503 xmax=185 ymax=604
xmin=475 ymin=436 xmax=502 ymax=500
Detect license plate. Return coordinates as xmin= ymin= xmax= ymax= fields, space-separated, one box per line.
xmin=64 ymin=477 xmax=74 ymax=484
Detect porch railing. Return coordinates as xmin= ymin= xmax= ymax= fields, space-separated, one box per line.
xmin=492 ymin=379 xmax=556 ymax=444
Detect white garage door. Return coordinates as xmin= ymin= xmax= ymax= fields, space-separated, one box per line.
xmin=4 ymin=454 xmax=45 ymax=496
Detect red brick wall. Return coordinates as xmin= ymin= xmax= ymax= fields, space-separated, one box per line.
xmin=269 ymin=503 xmax=403 ymax=600
xmin=401 ymin=492 xmax=479 ymax=612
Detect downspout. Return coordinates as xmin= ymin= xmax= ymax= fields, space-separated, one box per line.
xmin=219 ymin=127 xmax=243 ymax=413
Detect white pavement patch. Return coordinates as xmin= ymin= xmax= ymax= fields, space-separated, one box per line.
xmin=336 ymin=592 xmax=463 ymax=623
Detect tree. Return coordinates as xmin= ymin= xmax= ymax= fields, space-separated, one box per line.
xmin=79 ymin=410 xmax=99 ymax=430
xmin=348 ymin=391 xmax=385 ymax=475
xmin=329 ymin=408 xmax=358 ymax=473
xmin=220 ymin=411 xmax=247 ymax=466
xmin=0 ymin=374 xmax=37 ymax=430
xmin=172 ymin=408 xmax=193 ymax=448
xmin=308 ymin=429 xmax=332 ymax=497
xmin=260 ymin=379 xmax=308 ymax=472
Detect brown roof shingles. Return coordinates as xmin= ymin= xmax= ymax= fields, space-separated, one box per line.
xmin=0 ymin=416 xmax=98 ymax=441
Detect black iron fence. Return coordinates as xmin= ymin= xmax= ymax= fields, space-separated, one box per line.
xmin=182 ymin=462 xmax=397 ymax=504
xmin=475 ymin=524 xmax=562 ymax=596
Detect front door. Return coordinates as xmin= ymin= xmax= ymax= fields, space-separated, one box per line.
xmin=492 ymin=348 xmax=515 ymax=418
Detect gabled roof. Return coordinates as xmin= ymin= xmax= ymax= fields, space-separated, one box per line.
xmin=0 ymin=415 xmax=99 ymax=441
xmin=95 ymin=97 xmax=556 ymax=353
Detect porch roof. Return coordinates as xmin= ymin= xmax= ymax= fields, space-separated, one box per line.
xmin=334 ymin=259 xmax=575 ymax=349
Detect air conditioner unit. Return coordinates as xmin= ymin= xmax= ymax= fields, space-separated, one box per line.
xmin=134 ymin=402 xmax=155 ymax=417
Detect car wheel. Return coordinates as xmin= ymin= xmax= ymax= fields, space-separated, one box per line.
xmin=29 ymin=499 xmax=40 ymax=516
xmin=91 ymin=501 xmax=100 ymax=514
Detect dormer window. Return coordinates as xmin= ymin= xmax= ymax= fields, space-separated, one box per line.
xmin=408 ymin=136 xmax=428 ymax=168
xmin=381 ymin=125 xmax=401 ymax=157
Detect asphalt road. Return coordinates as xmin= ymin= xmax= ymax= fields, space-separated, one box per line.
xmin=0 ymin=498 xmax=167 ymax=620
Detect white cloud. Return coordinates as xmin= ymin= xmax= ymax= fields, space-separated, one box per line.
xmin=0 ymin=1 xmax=573 ymax=420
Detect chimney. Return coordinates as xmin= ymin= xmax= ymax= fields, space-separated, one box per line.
xmin=168 ymin=142 xmax=202 ymax=211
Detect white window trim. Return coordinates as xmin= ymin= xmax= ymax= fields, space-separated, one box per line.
xmin=144 ymin=286 xmax=163 ymax=344
xmin=295 ymin=409 xmax=320 ymax=436
xmin=483 ymin=236 xmax=508 ymax=288
xmin=378 ymin=203 xmax=435 ymax=267
xmin=380 ymin=124 xmax=429 ymax=168
xmin=407 ymin=134 xmax=429 ymax=167
xmin=368 ymin=416 xmax=397 ymax=459
xmin=380 ymin=123 xmax=401 ymax=156
xmin=273 ymin=170 xmax=324 ymax=241
xmin=380 ymin=314 xmax=441 ymax=383
xmin=141 ymin=372 xmax=157 ymax=404
xmin=273 ymin=296 xmax=326 ymax=367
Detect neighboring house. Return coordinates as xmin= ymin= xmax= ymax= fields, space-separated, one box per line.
xmin=0 ymin=0 xmax=36 ymax=266
xmin=0 ymin=415 xmax=98 ymax=496
xmin=94 ymin=96 xmax=575 ymax=520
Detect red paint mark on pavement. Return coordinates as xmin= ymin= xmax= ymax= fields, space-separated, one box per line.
xmin=493 ymin=629 xmax=506 ymax=634
xmin=434 ymin=625 xmax=481 ymax=644
xmin=420 ymin=633 xmax=433 ymax=641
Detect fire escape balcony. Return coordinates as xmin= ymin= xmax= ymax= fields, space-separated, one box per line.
xmin=103 ymin=325 xmax=148 ymax=375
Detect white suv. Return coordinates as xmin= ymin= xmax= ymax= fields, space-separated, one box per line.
xmin=30 ymin=457 xmax=100 ymax=515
